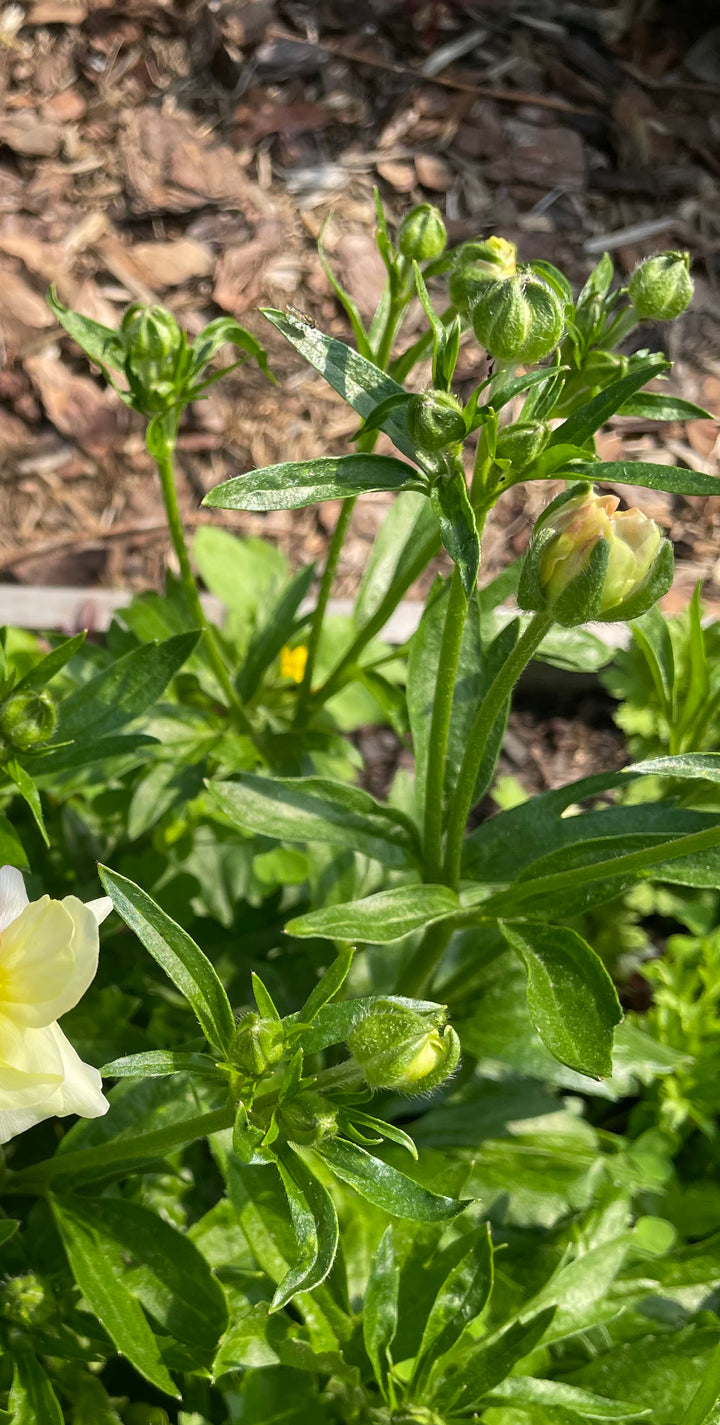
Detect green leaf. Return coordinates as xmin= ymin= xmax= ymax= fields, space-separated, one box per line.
xmin=101 ymin=1050 xmax=226 ymax=1079
xmin=273 ymin=1150 xmax=339 ymax=1310
xmin=499 ymin=921 xmax=622 ymax=1077
xmin=298 ymin=947 xmax=354 ymax=1024
xmin=50 ymin=1195 xmax=179 ymax=1398
xmin=263 ymin=308 xmax=417 ymax=460
xmin=354 ymin=391 xmax=411 ymax=440
xmin=619 ymin=391 xmax=714 ymax=421
xmin=488 ymin=1376 xmax=651 ymax=1419
xmin=209 ymin=774 xmax=419 ymax=869
xmin=432 ymin=1306 xmax=557 ymax=1411
xmin=252 ymin=972 xmax=282 ymax=1022
xmin=430 ymin=469 xmax=480 ymax=596
xmin=285 ymin=885 xmax=459 ymax=943
xmin=364 ymin=1225 xmax=399 ymax=1397
xmin=189 ymin=315 xmax=271 ymax=382
xmin=681 ymin=1337 xmax=720 ymax=1425
xmin=69 ymin=1195 xmax=228 ymax=1353
xmin=530 ymin=259 xmax=574 ymax=303
xmin=9 ymin=1349 xmax=64 ymax=1425
xmin=204 ymin=454 xmax=423 ymax=512
xmin=48 ymin=285 xmax=126 ymax=370
xmin=578 ymin=251 xmax=613 ymax=303
xmin=315 ymin=1137 xmax=464 ymax=1221
xmin=574 ymin=460 xmax=720 ymax=496
xmin=56 ymin=633 xmax=199 ymax=743
xmin=548 ymin=360 xmax=668 ymax=447
xmin=413 ymin=1224 xmax=493 ymax=1388
xmin=98 ymin=867 xmax=236 ymax=1055
xmin=12 ymin=631 xmax=85 ymax=694
xmin=5 ymin=759 xmax=48 ymax=846
xmin=0 ymin=1219 xmax=19 ymax=1247
xmin=237 ymin=562 xmax=315 ymax=701
xmin=487 ymin=367 xmax=567 ymax=413
xmin=317 ymin=234 xmax=373 ymax=359
xmin=353 ymin=490 xmax=440 ymax=629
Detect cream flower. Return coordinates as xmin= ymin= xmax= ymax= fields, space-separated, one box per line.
xmin=0 ymin=866 xmax=112 ymax=1144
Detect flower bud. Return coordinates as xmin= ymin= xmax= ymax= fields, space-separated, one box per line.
xmin=628 ymin=250 xmax=693 ymax=321
xmin=2 ymin=1272 xmax=54 ymax=1327
xmin=279 ymin=1090 xmax=338 ymax=1146
xmin=472 ymin=268 xmax=564 ymax=364
xmin=518 ymin=485 xmax=674 ymax=627
xmin=121 ymin=303 xmax=183 ymax=412
xmin=392 ymin=1411 xmax=447 ymax=1425
xmin=0 ymin=688 xmax=56 ymax=751
xmin=449 ymin=236 xmax=517 ymax=314
xmin=407 ymin=390 xmax=466 ymax=452
xmin=232 ymin=1012 xmax=285 ymax=1077
xmin=494 ymin=420 xmax=549 ymax=472
xmin=397 ymin=204 xmax=447 ymax=262
xmin=347 ymin=1001 xmax=460 ymax=1095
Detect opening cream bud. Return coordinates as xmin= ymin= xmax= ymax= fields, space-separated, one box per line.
xmin=540 ymin=491 xmax=661 ymax=610
xmin=628 ymin=250 xmax=693 ymax=321
xmin=347 ymin=1001 xmax=460 ymax=1095
xmin=449 ymin=235 xmax=517 ymax=314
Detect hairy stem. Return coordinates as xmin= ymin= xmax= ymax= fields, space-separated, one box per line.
xmin=422 ymin=566 xmax=468 ymax=882
xmin=443 ymin=612 xmax=552 ymax=891
xmin=155 ymin=442 xmax=254 ymax=735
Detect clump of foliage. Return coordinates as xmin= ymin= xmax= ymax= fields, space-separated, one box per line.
xmin=0 ymin=202 xmax=719 ymax=1425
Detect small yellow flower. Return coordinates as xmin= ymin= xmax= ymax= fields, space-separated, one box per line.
xmin=280 ymin=645 xmax=308 ymax=684
xmin=0 ymin=867 xmax=111 ymax=1144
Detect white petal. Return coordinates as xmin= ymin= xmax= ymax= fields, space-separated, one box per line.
xmin=49 ymin=1024 xmax=109 ymax=1120
xmin=85 ymin=896 xmax=113 ymax=926
xmin=0 ymin=865 xmax=28 ymax=932
xmin=0 ymin=1104 xmax=53 ymax=1145
xmin=0 ymin=1014 xmax=63 ymax=1097
xmin=1 ymin=897 xmax=99 ymax=1028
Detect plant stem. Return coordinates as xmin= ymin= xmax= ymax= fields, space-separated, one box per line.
xmin=295 ymin=496 xmax=356 ymax=722
xmin=443 ymin=612 xmax=552 ymax=891
xmin=397 ymin=918 xmax=454 ymax=999
xmin=155 ymin=442 xmax=254 ymax=735
xmin=422 ymin=566 xmax=468 ymax=882
xmin=312 ymin=528 xmax=441 ymax=708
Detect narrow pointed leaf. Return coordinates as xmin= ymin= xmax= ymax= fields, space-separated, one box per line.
xmin=573 ymin=460 xmax=720 ymax=496
xmin=204 ymin=454 xmax=423 ymax=512
xmin=286 ymin=885 xmax=459 ymax=943
xmin=98 ymin=867 xmax=236 ymax=1055
xmin=316 ymin=1137 xmax=464 ymax=1221
xmin=364 ymin=1226 xmax=399 ymax=1396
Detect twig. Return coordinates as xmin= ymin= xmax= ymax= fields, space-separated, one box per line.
xmin=265 ymin=25 xmax=592 ymax=115
xmin=0 ymin=513 xmax=221 ymax=572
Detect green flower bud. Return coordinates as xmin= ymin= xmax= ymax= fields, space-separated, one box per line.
xmin=0 ymin=688 xmax=56 ymax=750
xmin=494 ymin=420 xmax=549 ymax=472
xmin=472 ymin=268 xmax=564 ymax=364
xmin=2 ymin=1272 xmax=54 ymax=1327
xmin=279 ymin=1090 xmax=338 ymax=1146
xmin=628 ymin=250 xmax=693 ymax=321
xmin=121 ymin=303 xmax=183 ymax=412
xmin=232 ymin=1012 xmax=285 ymax=1077
xmin=397 ymin=204 xmax=447 ymax=262
xmin=518 ymin=485 xmax=674 ymax=627
xmin=124 ymin=1409 xmax=171 ymax=1425
xmin=347 ymin=1001 xmax=460 ymax=1095
xmin=407 ymin=390 xmax=466 ymax=452
xmin=449 ymin=235 xmax=517 ymax=314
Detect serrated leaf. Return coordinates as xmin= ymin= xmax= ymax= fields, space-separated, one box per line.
xmin=499 ymin=921 xmax=622 ymax=1077
xmin=98 ymin=867 xmax=236 ymax=1055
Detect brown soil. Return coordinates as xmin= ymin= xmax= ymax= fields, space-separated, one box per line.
xmin=0 ymin=1 xmax=719 ymax=610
